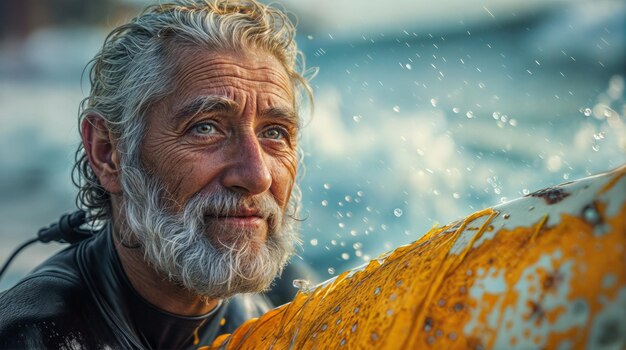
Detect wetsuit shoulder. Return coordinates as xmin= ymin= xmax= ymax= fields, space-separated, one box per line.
xmin=0 ymin=245 xmax=119 ymax=349
xmin=0 ymin=271 xmax=88 ymax=348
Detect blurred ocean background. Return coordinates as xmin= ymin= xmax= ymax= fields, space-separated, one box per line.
xmin=1 ymin=0 xmax=624 ymax=291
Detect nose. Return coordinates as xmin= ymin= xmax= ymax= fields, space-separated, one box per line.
xmin=221 ymin=133 xmax=272 ymax=195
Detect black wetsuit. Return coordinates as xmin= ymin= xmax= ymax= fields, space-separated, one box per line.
xmin=0 ymin=226 xmax=272 ymax=349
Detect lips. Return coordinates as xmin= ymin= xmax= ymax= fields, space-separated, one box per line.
xmin=205 ymin=207 xmax=266 ymax=227
xmin=224 ymin=207 xmax=263 ymax=218
xmin=215 ymin=216 xmax=264 ymax=225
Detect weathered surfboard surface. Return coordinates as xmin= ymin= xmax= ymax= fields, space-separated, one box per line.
xmin=209 ymin=166 xmax=626 ymax=350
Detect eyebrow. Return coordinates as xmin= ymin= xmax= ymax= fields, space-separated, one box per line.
xmin=259 ymin=106 xmax=299 ymax=126
xmin=173 ymin=95 xmax=239 ymax=121
xmin=172 ymin=95 xmax=299 ymax=127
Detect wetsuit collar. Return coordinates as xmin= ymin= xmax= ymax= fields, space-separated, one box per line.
xmin=77 ymin=225 xmax=221 ymax=349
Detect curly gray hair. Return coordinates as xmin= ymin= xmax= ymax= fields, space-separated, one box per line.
xmin=73 ymin=0 xmax=314 ymax=223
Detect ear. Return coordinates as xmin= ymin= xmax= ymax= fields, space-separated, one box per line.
xmin=81 ymin=115 xmax=122 ymax=195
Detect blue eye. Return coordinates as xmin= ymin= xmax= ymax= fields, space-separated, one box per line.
xmin=262 ymin=127 xmax=285 ymax=140
xmin=193 ymin=123 xmax=215 ymax=135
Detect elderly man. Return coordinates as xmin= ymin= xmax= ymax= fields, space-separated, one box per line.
xmin=0 ymin=0 xmax=311 ymax=348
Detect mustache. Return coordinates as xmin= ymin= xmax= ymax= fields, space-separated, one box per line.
xmin=181 ymin=189 xmax=283 ymax=227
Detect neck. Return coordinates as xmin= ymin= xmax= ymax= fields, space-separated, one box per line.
xmin=112 ymin=225 xmax=220 ymax=317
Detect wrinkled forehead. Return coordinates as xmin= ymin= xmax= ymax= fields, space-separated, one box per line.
xmin=151 ymin=45 xmax=297 ymax=124
xmin=172 ymin=46 xmax=293 ymax=105
xmin=169 ymin=44 xmax=294 ymax=95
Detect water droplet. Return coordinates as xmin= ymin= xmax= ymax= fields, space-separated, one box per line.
xmin=353 ymin=242 xmax=362 ymax=250
xmin=328 ymin=267 xmax=335 ymax=275
xmin=293 ymin=279 xmax=311 ymax=290
xmin=340 ymin=338 xmax=346 ymax=346
xmin=522 ymin=188 xmax=530 ymax=195
xmin=424 ymin=317 xmax=434 ymax=332
xmin=356 ymin=190 xmax=364 ymax=197
xmin=466 ymin=111 xmax=474 ymax=119
xmin=381 ymin=224 xmax=388 ymax=231
xmin=341 ymin=253 xmax=350 ymax=260
xmin=452 ymin=107 xmax=460 ymax=114
xmin=593 ymin=132 xmax=605 ymax=140
xmin=321 ymin=323 xmax=327 ymax=331
xmin=352 ymin=115 xmax=362 ymax=123
xmin=374 ymin=287 xmax=381 ymax=295
xmin=396 ymin=280 xmax=403 ymax=286
xmin=430 ymin=98 xmax=438 ymax=107
xmin=333 ymin=305 xmax=341 ymax=313
xmin=354 ymin=307 xmax=360 ymax=314
xmin=389 ymin=293 xmax=397 ymax=301
xmin=393 ymin=106 xmax=400 ymax=113
xmin=509 ymin=118 xmax=518 ymax=126
xmin=547 ymin=154 xmax=562 ymax=172
xmin=307 ymin=35 xmax=314 ymax=40
xmin=331 ymin=239 xmax=337 ymax=245
xmin=452 ymin=192 xmax=461 ymax=199
xmin=583 ymin=205 xmax=601 ymax=225
xmin=492 ymin=112 xmax=500 ymax=119
xmin=321 ymin=200 xmax=328 ymax=207
xmin=394 ymin=208 xmax=403 ymax=217
xmin=351 ymin=323 xmax=358 ymax=332
xmin=583 ymin=108 xmax=592 ymax=117
xmin=338 ymin=222 xmax=345 ymax=228
xmin=386 ymin=309 xmax=394 ymax=316
xmin=592 ymin=144 xmax=600 ymax=152
xmin=336 ymin=318 xmax=342 ymax=325
xmin=344 ymin=195 xmax=352 ymax=202
xmin=323 ymin=183 xmax=331 ymax=190
xmin=405 ymin=63 xmax=412 ymax=70
xmin=310 ymin=239 xmax=318 ymax=246
xmin=371 ymin=332 xmax=379 ymax=341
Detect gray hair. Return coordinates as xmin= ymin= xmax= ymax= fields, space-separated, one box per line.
xmin=120 ymin=163 xmax=299 ymax=297
xmin=73 ymin=0 xmax=314 ymax=222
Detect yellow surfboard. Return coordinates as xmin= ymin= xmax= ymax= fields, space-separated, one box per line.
xmin=209 ymin=166 xmax=626 ymax=350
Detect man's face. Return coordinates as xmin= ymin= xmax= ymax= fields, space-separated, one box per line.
xmin=143 ymin=48 xmax=298 ymax=246
xmin=118 ymin=48 xmax=300 ymax=297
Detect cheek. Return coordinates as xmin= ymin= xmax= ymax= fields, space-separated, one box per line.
xmin=269 ymin=150 xmax=298 ymax=207
xmin=141 ymin=140 xmax=215 ymax=206
xmin=143 ymin=139 xmax=186 ymax=178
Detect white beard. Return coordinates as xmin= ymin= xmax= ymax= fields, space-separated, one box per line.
xmin=118 ymin=166 xmax=299 ymax=299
